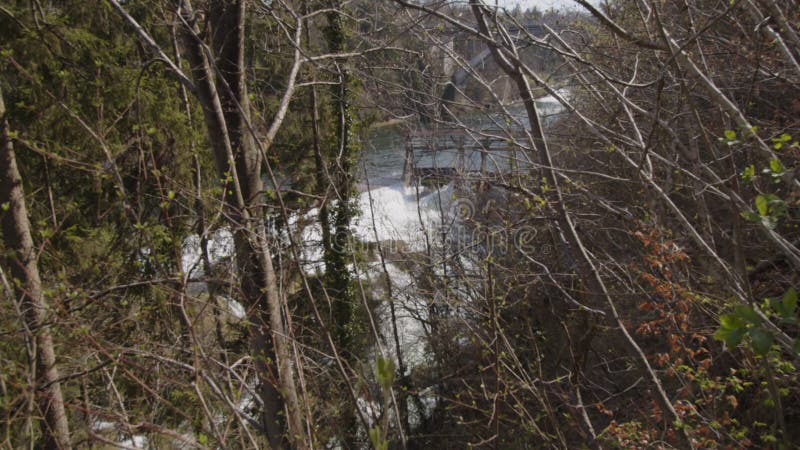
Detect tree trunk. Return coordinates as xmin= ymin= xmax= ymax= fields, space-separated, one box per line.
xmin=325 ymin=5 xmax=357 ymax=356
xmin=0 ymin=87 xmax=72 ymax=449
xmin=177 ymin=1 xmax=306 ymax=447
xmin=467 ymin=2 xmax=694 ymax=447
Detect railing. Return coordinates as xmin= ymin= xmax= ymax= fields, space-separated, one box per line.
xmin=403 ymin=127 xmax=532 ymax=187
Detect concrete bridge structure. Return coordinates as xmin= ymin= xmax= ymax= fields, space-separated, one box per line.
xmin=440 ymin=21 xmax=546 ymax=104
xmin=403 ymin=20 xmax=553 ymax=188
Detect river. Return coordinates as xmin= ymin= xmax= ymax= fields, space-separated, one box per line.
xmin=173 ymin=92 xmax=568 ymax=440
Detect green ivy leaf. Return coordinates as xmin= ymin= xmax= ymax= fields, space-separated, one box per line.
xmin=768 ymin=296 xmax=787 ymax=318
xmin=771 ymin=134 xmax=790 ymax=149
xmin=713 ymin=326 xmax=729 ymax=341
xmin=368 ymin=427 xmax=388 ymax=450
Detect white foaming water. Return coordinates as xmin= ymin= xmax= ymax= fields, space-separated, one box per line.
xmin=375 ymin=262 xmax=429 ymax=370
xmin=534 ymin=89 xmax=570 ymax=125
xmin=290 ymin=208 xmax=326 ymax=275
xmin=180 ymin=228 xmax=234 ymax=277
xmin=353 ymin=182 xmax=452 ymax=248
xmin=289 ymin=181 xmax=453 ymax=275
xmin=177 ymin=180 xmax=450 ymax=280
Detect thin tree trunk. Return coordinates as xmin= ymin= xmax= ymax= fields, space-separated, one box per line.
xmin=467 ymin=2 xmax=694 ymax=447
xmin=0 ymin=87 xmax=72 ymax=449
xmin=323 ymin=9 xmax=360 ymax=446
xmin=324 ymin=4 xmax=357 ymax=356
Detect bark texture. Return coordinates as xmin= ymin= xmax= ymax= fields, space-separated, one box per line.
xmin=0 ymin=88 xmax=72 ymax=449
xmin=177 ymin=1 xmax=307 ymax=446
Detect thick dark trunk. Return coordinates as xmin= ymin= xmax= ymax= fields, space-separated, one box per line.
xmin=207 ymin=3 xmax=291 ymax=445
xmin=0 ymin=88 xmax=72 ymax=449
xmin=210 ymin=0 xmax=261 ymax=205
xmin=177 ymin=2 xmax=308 ymax=447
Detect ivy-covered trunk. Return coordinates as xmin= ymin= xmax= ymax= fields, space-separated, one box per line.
xmin=324 ymin=2 xmax=358 ymax=358
xmin=322 ymin=4 xmax=363 ymax=445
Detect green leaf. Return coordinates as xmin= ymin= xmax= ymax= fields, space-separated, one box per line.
xmin=768 ymin=296 xmax=787 ymax=318
xmin=713 ymin=326 xmax=730 ymax=341
xmin=375 ymin=357 xmax=395 ymax=390
xmin=724 ymin=129 xmax=737 ymax=141
xmin=719 ymin=313 xmax=744 ymax=331
xmin=726 ymin=327 xmax=746 ymax=348
xmin=769 ymin=159 xmax=784 ymax=173
xmin=734 ymin=304 xmax=760 ymax=324
xmin=713 ymin=327 xmax=729 ymax=342
xmin=755 ymin=195 xmax=768 ymax=216
xmin=782 ymin=288 xmax=797 ymax=318
xmin=740 ymin=211 xmax=760 ymax=222
xmin=368 ymin=427 xmax=388 ymax=450
xmin=741 ymin=164 xmax=755 ymax=181
xmin=772 ymin=134 xmax=793 ymax=149
xmin=748 ymin=328 xmax=773 ymax=356
xmin=368 ymin=427 xmax=380 ymax=447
